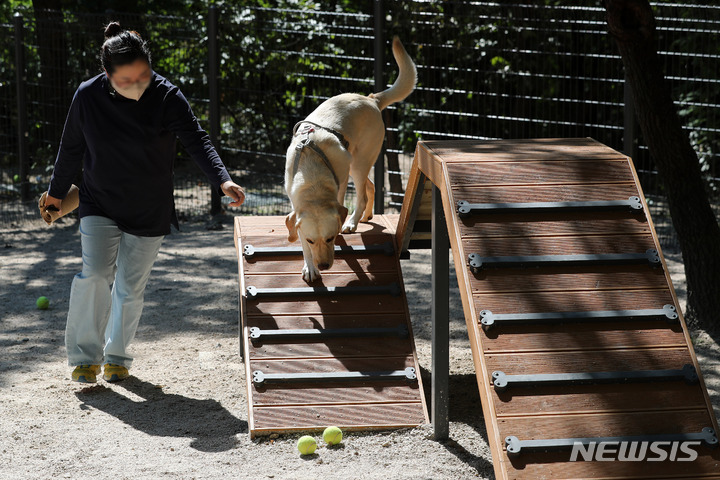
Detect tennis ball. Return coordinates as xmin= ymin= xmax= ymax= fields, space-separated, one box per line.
xmin=13 ymin=174 xmax=20 ymax=183
xmin=36 ymin=296 xmax=50 ymax=310
xmin=323 ymin=426 xmax=343 ymax=446
xmin=297 ymin=435 xmax=317 ymax=455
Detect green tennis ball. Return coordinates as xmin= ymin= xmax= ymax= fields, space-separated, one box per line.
xmin=323 ymin=426 xmax=343 ymax=446
xmin=297 ymin=435 xmax=317 ymax=455
xmin=36 ymin=296 xmax=50 ymax=310
xmin=13 ymin=174 xmax=20 ymax=183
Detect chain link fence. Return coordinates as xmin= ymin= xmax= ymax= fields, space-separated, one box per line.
xmin=1 ymin=2 xmax=719 ymax=251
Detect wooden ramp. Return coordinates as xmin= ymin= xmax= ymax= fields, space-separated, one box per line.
xmin=401 ymin=138 xmax=720 ymax=479
xmin=234 ymin=215 xmax=428 ymax=437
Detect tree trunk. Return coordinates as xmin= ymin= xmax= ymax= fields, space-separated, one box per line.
xmin=604 ymin=0 xmax=720 ymax=332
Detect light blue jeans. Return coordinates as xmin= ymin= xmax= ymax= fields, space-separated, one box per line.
xmin=65 ymin=216 xmax=164 ymax=368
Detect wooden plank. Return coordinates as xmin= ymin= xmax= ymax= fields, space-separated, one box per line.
xmin=446 ymin=159 xmax=635 ymax=186
xmin=239 ymin=217 xmax=395 ymax=237
xmin=483 ymin=323 xmax=686 ymax=354
xmin=249 ymin=356 xmax=417 ymax=381
xmin=246 ymin=314 xmax=412 ymax=360
xmin=252 ymin=403 xmax=427 ymax=434
xmin=395 ymin=154 xmax=424 ymax=252
xmin=422 ymin=138 xmax=627 ymax=162
xmin=493 ymin=382 xmax=708 ymax=417
xmin=458 ymin=211 xmax=651 ymax=239
xmin=248 ymin=338 xmax=413 ymax=360
xmin=484 ymin=347 xmax=694 ymax=375
xmin=243 ymin=272 xmax=401 ymax=287
xmin=247 ymin=314 xmax=410 ymax=330
xmin=235 ymin=219 xmax=256 ymax=433
xmin=474 ymin=289 xmax=677 ymax=314
xmin=252 ymin=383 xmax=423 ymax=407
xmin=470 ymin=265 xmax=668 ymax=294
xmin=242 ymin=233 xmax=394 ymax=246
xmin=499 ymin=411 xmax=720 ymax=480
xmin=415 ymin=141 xmax=447 ymax=187
xmin=246 ymin=297 xmax=407 ymax=316
xmin=377 ymin=214 xmax=400 ymax=235
xmin=417 ymin=181 xmax=434 ymax=218
xmin=461 ymin=234 xmax=658 ymax=257
xmin=243 ymin=254 xmax=398 ymax=275
xmin=452 ymin=183 xmax=641 ymax=205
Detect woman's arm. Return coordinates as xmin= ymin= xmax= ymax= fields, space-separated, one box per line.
xmin=46 ymin=90 xmax=87 ymax=213
xmin=164 ymin=87 xmax=242 ymax=197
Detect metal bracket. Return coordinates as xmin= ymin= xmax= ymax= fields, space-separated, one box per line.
xmin=456 ymin=196 xmax=643 ymax=216
xmin=480 ymin=305 xmax=678 ymax=330
xmin=505 ymin=427 xmax=718 ymax=456
xmin=246 ymin=283 xmax=401 ymax=300
xmin=249 ymin=324 xmax=409 ymax=342
xmin=252 ymin=367 xmax=417 ymax=386
xmin=468 ymin=249 xmax=660 ymax=273
xmin=492 ymin=364 xmax=698 ymax=392
xmin=243 ymin=242 xmax=394 ymax=258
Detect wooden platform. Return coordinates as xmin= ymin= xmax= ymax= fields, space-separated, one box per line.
xmin=234 ymin=215 xmax=428 ymax=437
xmin=402 ymin=138 xmax=720 ymax=479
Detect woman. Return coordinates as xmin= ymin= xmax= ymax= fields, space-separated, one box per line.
xmin=45 ymin=22 xmax=245 ymax=383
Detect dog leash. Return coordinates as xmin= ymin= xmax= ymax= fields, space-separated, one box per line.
xmin=291 ymin=122 xmax=343 ymax=188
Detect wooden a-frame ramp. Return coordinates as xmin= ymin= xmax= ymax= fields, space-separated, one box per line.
xmin=398 ymin=138 xmax=719 ymax=479
xmin=234 ymin=215 xmax=429 ymax=437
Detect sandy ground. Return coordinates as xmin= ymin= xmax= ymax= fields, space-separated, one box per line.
xmin=1 ymin=216 xmax=718 ymax=480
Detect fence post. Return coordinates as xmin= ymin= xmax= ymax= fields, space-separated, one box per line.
xmin=14 ymin=13 xmax=30 ymax=201
xmin=623 ymin=73 xmax=637 ymax=159
xmin=373 ymin=0 xmax=385 ymax=214
xmin=208 ymin=5 xmax=222 ymax=216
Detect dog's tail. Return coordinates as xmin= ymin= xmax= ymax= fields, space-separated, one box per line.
xmin=370 ymin=36 xmax=417 ymax=111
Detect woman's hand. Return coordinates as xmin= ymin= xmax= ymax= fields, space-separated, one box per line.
xmin=221 ymin=181 xmax=246 ymax=208
xmin=44 ymin=194 xmax=63 ymax=214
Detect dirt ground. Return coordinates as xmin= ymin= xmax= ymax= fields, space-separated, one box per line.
xmin=1 ymin=216 xmax=718 ymax=480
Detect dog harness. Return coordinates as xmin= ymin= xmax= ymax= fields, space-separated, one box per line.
xmin=291 ymin=121 xmax=349 ymax=188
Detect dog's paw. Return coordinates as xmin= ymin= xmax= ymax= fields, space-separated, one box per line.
xmin=341 ymin=221 xmax=358 ymax=234
xmin=360 ymin=213 xmax=373 ymax=223
xmin=302 ymin=264 xmax=321 ymax=283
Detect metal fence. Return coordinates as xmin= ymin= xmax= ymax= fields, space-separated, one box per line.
xmin=2 ymin=2 xmax=719 ymax=251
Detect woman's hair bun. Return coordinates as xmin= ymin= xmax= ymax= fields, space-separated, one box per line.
xmin=104 ymin=22 xmax=123 ymax=39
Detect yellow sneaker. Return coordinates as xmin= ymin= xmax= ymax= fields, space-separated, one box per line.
xmin=103 ymin=363 xmax=129 ymax=382
xmin=72 ymin=365 xmax=101 ymax=383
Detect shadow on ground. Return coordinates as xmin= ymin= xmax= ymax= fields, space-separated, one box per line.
xmin=75 ymin=376 xmax=247 ymax=452
xmin=419 ymin=365 xmax=494 ymax=477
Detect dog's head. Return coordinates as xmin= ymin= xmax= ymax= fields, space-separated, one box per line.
xmin=286 ymin=203 xmax=348 ymax=270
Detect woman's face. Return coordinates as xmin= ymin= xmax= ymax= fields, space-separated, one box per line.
xmin=106 ymin=59 xmax=152 ymax=88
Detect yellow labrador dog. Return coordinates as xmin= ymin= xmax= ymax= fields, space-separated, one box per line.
xmin=285 ymin=37 xmax=416 ymax=283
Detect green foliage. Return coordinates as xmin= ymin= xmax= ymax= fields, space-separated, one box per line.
xmin=1 ymin=1 xmax=718 ymax=204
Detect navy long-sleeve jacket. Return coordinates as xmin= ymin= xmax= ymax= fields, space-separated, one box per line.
xmin=49 ymin=71 xmax=232 ymax=236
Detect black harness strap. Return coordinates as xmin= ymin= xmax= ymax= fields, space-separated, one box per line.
xmin=293 ymin=121 xmax=350 ymax=149
xmin=291 ymin=122 xmax=345 ymax=188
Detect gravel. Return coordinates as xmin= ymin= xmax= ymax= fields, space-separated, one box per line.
xmin=1 ymin=217 xmax=717 ymax=480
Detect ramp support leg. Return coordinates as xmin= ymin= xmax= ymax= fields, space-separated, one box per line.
xmin=432 ymin=184 xmax=450 ymax=440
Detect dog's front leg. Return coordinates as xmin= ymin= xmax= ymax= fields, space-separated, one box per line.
xmin=300 ymin=240 xmax=321 ymax=283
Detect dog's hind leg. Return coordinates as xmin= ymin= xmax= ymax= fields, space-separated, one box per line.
xmin=342 ymin=174 xmax=367 ymax=234
xmin=361 ymin=178 xmax=375 ymax=222
xmin=337 ymin=181 xmax=348 ymax=208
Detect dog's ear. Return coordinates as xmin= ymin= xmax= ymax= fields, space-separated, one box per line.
xmin=337 ymin=204 xmax=348 ymax=230
xmin=285 ymin=211 xmax=300 ymax=243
